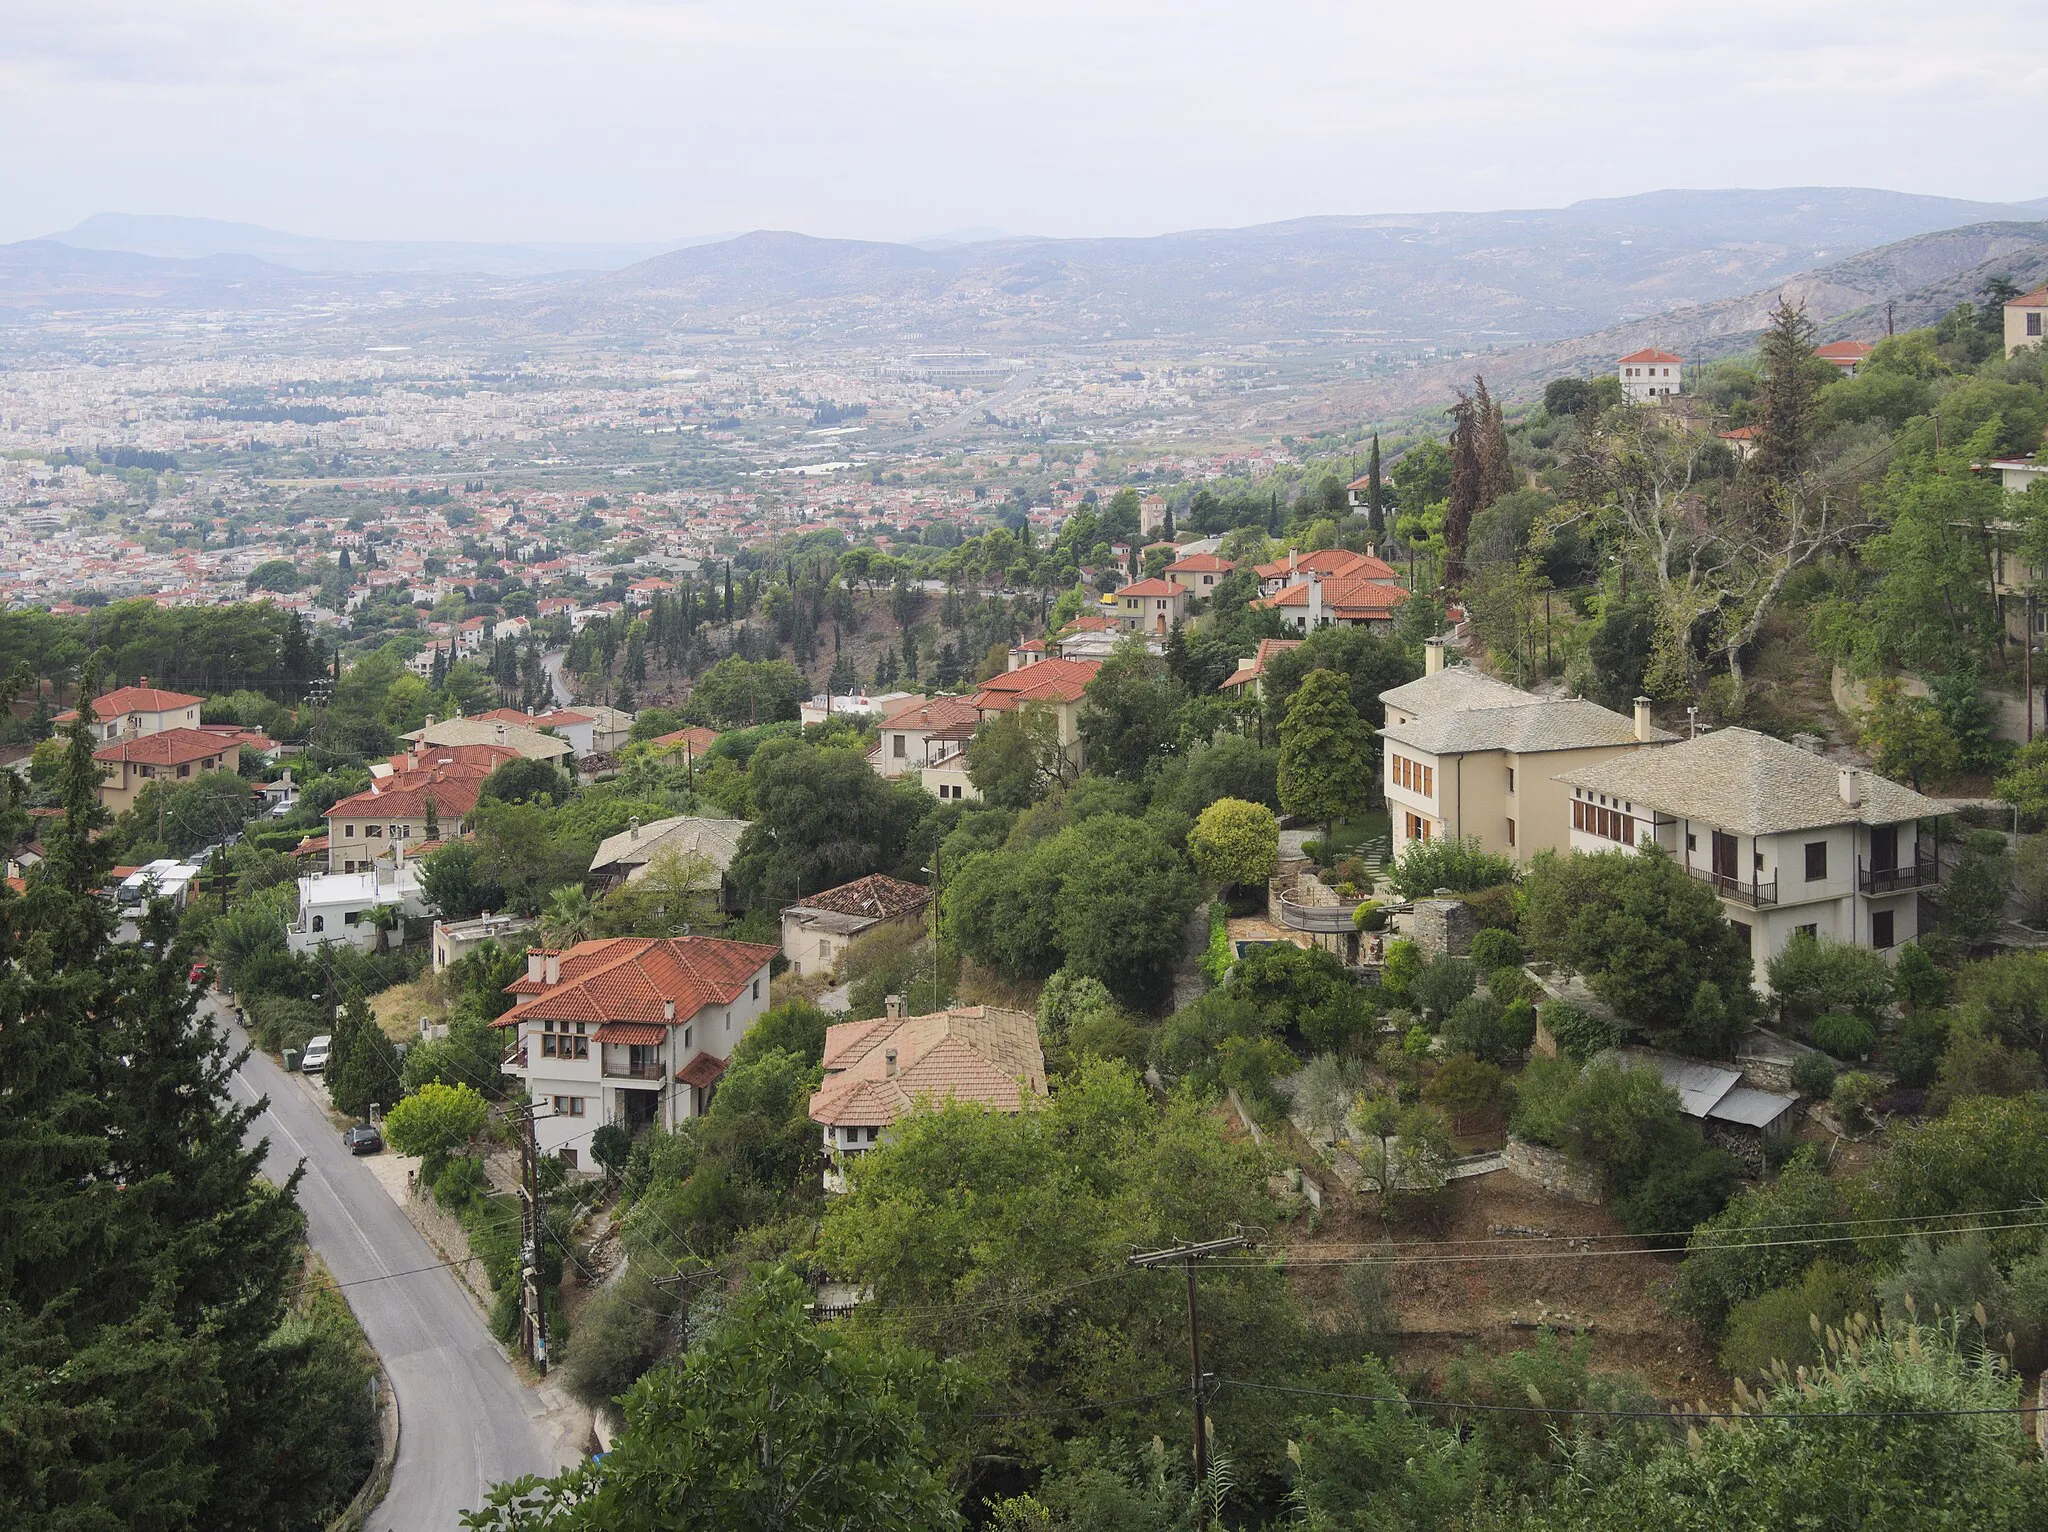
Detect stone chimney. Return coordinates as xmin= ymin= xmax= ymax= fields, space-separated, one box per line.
xmin=1308 ymin=573 xmax=1323 ymax=629
xmin=884 ymin=993 xmax=902 ymax=1021
xmin=884 ymin=1048 xmax=898 ymax=1077
xmin=1633 ymin=696 xmax=1654 ymax=743
xmin=629 ymin=816 xmax=641 ymax=841
xmin=425 ymin=713 xmax=437 ymax=728
xmin=544 ymin=952 xmax=561 ymax=985
xmin=495 ymin=723 xmax=507 ymax=744
xmin=1838 ymin=766 xmax=1863 ymax=807
xmin=526 ymin=948 xmax=546 ymax=983
xmin=1424 ymin=636 xmax=1445 ymax=676
xmin=1288 ymin=547 xmax=1299 ymax=577
xmin=663 ymin=998 xmax=675 ymax=1022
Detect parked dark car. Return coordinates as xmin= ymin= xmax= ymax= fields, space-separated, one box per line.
xmin=344 ymin=1124 xmax=384 ymax=1155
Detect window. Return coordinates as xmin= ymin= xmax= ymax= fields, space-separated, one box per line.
xmin=343 ymin=910 xmax=360 ymax=925
xmin=2032 ymin=313 xmax=2044 ymax=337
xmin=1406 ymin=812 xmax=1430 ymax=843
xmin=1686 ymin=833 xmax=1697 ymax=852
xmin=1804 ymin=841 xmax=1828 ymax=881
xmin=1730 ymin=920 xmax=1753 ymax=952
xmin=311 ymin=915 xmax=324 ymax=932
xmin=552 ymin=1095 xmax=584 ymax=1117
xmin=866 ymin=1126 xmax=879 ymax=1143
xmin=558 ymin=1148 xmax=578 ymax=1168
xmin=1506 ymin=767 xmax=1515 ymax=793
xmin=892 ymin=734 xmax=907 ymax=758
xmin=345 ymin=824 xmax=356 ymax=838
xmin=177 ymin=764 xmax=191 ymax=778
xmin=1506 ymin=818 xmax=1516 ymax=848
xmin=1753 ymin=851 xmax=1765 ymax=872
xmin=1572 ymin=799 xmax=1634 ymax=845
xmin=1872 ymin=909 xmax=1896 ymax=949
xmin=1796 ymin=923 xmax=1817 ymax=940
xmin=753 ymin=978 xmax=761 ymax=1000
xmin=683 ymin=1025 xmax=692 ymax=1049
xmin=365 ymin=824 xmax=382 ymax=838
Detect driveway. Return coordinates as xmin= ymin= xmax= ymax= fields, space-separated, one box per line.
xmin=216 ymin=999 xmax=574 ymax=1529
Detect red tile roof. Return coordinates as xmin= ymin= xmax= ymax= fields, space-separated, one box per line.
xmin=2006 ymin=287 xmax=2048 ymax=307
xmin=93 ymin=727 xmax=239 ymax=767
xmin=1256 ymin=548 xmax=1399 ymax=584
xmin=809 ymin=1005 xmax=1047 ymax=1129
xmin=326 ymin=769 xmax=484 ymax=823
xmin=1219 ymin=637 xmax=1304 ymax=691
xmin=594 ymin=1021 xmax=670 ymax=1046
xmin=1619 ymin=347 xmax=1682 ymax=364
xmin=1166 ymin=552 xmax=1235 ymax=574
xmin=970 ymin=657 xmax=1101 ymax=711
xmin=1115 ymin=577 xmax=1184 ymax=599
xmin=57 ymin=684 xmax=204 ymax=724
xmin=675 ymin=1051 xmax=729 ymax=1088
xmin=875 ymin=694 xmax=979 ymax=734
xmin=495 ymin=935 xmax=777 ymax=1027
xmin=650 ymin=726 xmax=721 ymax=754
xmin=788 ymin=873 xmax=931 ymax=921
xmin=1256 ymin=578 xmax=1411 ymax=616
xmin=1814 ymin=340 xmax=1874 ymax=361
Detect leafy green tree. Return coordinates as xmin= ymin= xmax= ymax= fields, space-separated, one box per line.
xmin=1078 ymin=639 xmax=1186 ymax=782
xmin=1858 ymin=679 xmax=1959 ymax=790
xmin=1409 ymin=954 xmax=1477 ymax=1022
xmin=383 ymin=1081 xmax=491 ymax=1178
xmin=464 ymin=1268 xmax=964 ymax=1532
xmin=1278 ymin=668 xmax=1375 ymax=841
xmin=1994 ymin=739 xmax=2048 ymax=828
xmin=480 ymin=755 xmax=573 ymax=806
xmin=1259 ymin=625 xmax=1417 ymax=730
xmin=1385 ymin=835 xmax=1517 ymax=899
xmin=1764 ymin=931 xmax=1894 ymax=1033
xmin=1521 ymin=848 xmax=1753 ymax=1044
xmin=1186 ymin=797 xmax=1278 ymax=889
xmin=1939 ymin=831 xmax=2013 ymax=955
xmin=326 ymin=994 xmax=401 ymax=1121
xmin=1848 ymin=1094 xmax=2048 ymax=1258
xmin=1953 ymin=951 xmax=2048 ymax=1068
xmin=967 ymin=704 xmax=1076 ymax=808
xmin=1717 ymin=1261 xmax=1871 ymax=1381
xmin=730 ymin=998 xmax=832 ymax=1067
xmin=729 ymin=739 xmax=930 ymax=908
xmin=1230 ymin=943 xmax=1372 ymax=1052
xmin=686 ymin=656 xmax=808 ymax=730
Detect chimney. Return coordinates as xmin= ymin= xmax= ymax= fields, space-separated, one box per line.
xmin=884 ymin=1048 xmax=898 ymax=1077
xmin=629 ymin=816 xmax=641 ymax=841
xmin=425 ymin=713 xmax=438 ymax=727
xmin=1838 ymin=766 xmax=1863 ymax=807
xmin=496 ymin=723 xmax=507 ymax=743
xmin=663 ymin=998 xmax=675 ymax=1022
xmin=1287 ymin=547 xmax=1299 ymax=577
xmin=884 ymin=993 xmax=902 ymax=1020
xmin=1424 ymin=636 xmax=1445 ymax=676
xmin=1633 ymin=696 xmax=1653 ymax=743
xmin=526 ymin=948 xmax=545 ymax=983
xmin=544 ymin=952 xmax=561 ymax=985
xmin=1308 ymin=573 xmax=1323 ymax=629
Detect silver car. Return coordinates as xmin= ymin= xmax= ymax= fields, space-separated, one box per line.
xmin=301 ymin=1034 xmax=333 ymax=1072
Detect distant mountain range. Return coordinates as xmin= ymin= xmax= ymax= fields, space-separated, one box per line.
xmin=42 ymin=213 xmax=714 ymax=277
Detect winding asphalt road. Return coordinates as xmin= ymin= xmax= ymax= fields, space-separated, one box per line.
xmin=215 ymin=999 xmax=566 ymax=1530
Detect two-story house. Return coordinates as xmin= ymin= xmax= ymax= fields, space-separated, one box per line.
xmin=1164 ymin=552 xmax=1235 ymax=599
xmin=967 ymin=657 xmax=1101 ymax=779
xmin=2003 ymin=286 xmax=2048 ymax=357
xmin=870 ymin=694 xmax=980 ymax=800
xmin=1254 ymin=547 xmax=1399 ymax=596
xmin=1554 ymin=727 xmax=1949 ymax=983
xmin=93 ymin=729 xmax=242 ymax=814
xmin=1257 ymin=572 xmax=1409 ymax=632
xmin=494 ymin=935 xmax=777 ymax=1163
xmin=807 ymin=998 xmax=1046 ymax=1191
xmin=1111 ymin=577 xmax=1189 ymax=636
xmin=1380 ymin=640 xmax=1673 ymax=863
xmin=1619 ymin=347 xmax=1683 ymax=401
xmin=324 ymin=768 xmax=482 ymax=873
xmin=781 ymin=873 xmax=932 ymax=978
xmin=59 ymin=681 xmax=205 ymax=743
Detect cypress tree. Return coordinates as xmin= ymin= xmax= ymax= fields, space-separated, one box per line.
xmin=1756 ymin=296 xmax=1819 ymax=481
xmin=1366 ymin=432 xmax=1384 ymax=536
xmin=1444 ymin=389 xmax=1484 ymax=589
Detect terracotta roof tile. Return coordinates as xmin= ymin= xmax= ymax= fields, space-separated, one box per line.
xmin=593 ymin=1021 xmax=669 ymax=1045
xmin=788 ymin=873 xmax=931 ymax=921
xmin=496 ymin=935 xmax=777 ymax=1026
xmin=1619 ymin=347 xmax=1683 ymax=364
xmin=675 ymin=1051 xmax=730 ymax=1088
xmin=809 ymin=1005 xmax=1046 ymax=1129
xmin=93 ymin=727 xmax=239 ymax=767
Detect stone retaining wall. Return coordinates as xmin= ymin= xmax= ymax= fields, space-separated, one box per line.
xmin=1501 ymin=1136 xmax=1604 ymax=1205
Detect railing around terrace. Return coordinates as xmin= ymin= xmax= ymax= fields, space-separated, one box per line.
xmin=1277 ymin=891 xmax=1366 ymax=933
xmin=1684 ymin=863 xmax=1779 ymax=907
xmin=1859 ymin=852 xmax=1940 ymax=896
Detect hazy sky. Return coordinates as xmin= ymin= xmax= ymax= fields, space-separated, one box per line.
xmin=3 ymin=0 xmax=2043 ymax=246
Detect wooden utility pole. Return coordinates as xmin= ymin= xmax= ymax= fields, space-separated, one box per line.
xmin=2028 ymin=591 xmax=2037 ymax=744
xmin=507 ymin=1100 xmax=551 ymax=1373
xmin=1128 ymin=1233 xmax=1254 ymax=1522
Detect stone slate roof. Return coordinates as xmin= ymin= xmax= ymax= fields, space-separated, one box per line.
xmin=588 ymin=814 xmax=746 ymax=878
xmin=1379 ymin=665 xmax=1538 ymax=718
xmin=1384 ymin=698 xmax=1673 ymax=756
xmin=1552 ymin=727 xmax=1950 ymax=835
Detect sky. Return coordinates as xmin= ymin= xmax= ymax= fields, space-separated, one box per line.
xmin=3 ymin=0 xmax=2045 ymax=247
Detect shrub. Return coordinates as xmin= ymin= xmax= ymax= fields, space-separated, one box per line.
xmin=1198 ymin=901 xmax=1233 ymax=986
xmin=1877 ymin=1233 xmax=2011 ymax=1335
xmin=1613 ymin=1147 xmax=1742 ymax=1242
xmin=1892 ymin=941 xmax=1947 ymax=1011
xmin=1789 ymin=1050 xmax=1839 ymax=1098
xmin=1187 ymin=797 xmax=1281 ymax=889
xmin=1766 ymin=932 xmax=1893 ymax=1030
xmin=1386 ymin=836 xmax=1518 ymax=898
xmin=1461 ymin=883 xmax=1521 ymax=933
xmin=1811 ymin=1011 xmax=1877 ymax=1060
xmin=1442 ymin=992 xmax=1508 ymax=1064
xmin=1353 ymin=901 xmax=1388 ymax=932
xmin=1409 ymin=955 xmax=1477 ymax=1022
xmin=1720 ymin=1262 xmax=1871 ymax=1380
xmin=1499 ymin=997 xmax=1537 ymax=1052
xmin=1541 ymin=1001 xmax=1618 ymax=1062
xmin=591 ymin=1122 xmax=633 ymax=1178
xmin=1468 ymin=927 xmax=1524 ymax=971
xmin=1831 ymin=1070 xmax=1885 ymax=1132
xmin=1423 ymin=1054 xmax=1510 ymax=1125
xmin=1893 ymin=1008 xmax=1949 ymax=1088
xmin=1668 ymin=1150 xmax=1842 ymax=1336
xmin=1380 ymin=938 xmax=1421 ymax=1002
xmin=1487 ymin=965 xmax=1537 ymax=1005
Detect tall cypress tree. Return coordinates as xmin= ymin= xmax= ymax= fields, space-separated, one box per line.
xmin=1443 ymin=390 xmax=1483 ymax=589
xmin=1366 ymin=432 xmax=1384 ymax=537
xmin=1756 ymin=296 xmax=1820 ymax=482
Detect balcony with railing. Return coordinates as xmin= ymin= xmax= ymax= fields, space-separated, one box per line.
xmin=1277 ymin=890 xmax=1367 ymax=933
xmin=1860 ymin=851 xmax=1940 ymax=896
xmin=1685 ymin=863 xmax=1778 ymax=907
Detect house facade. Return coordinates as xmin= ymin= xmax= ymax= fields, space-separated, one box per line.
xmin=289 ymin=859 xmax=429 ymax=954
xmin=1164 ymin=552 xmax=1235 ymax=598
xmin=58 ymin=681 xmax=204 ymax=742
xmin=584 ymin=813 xmax=745 ymax=904
xmin=807 ymin=999 xmax=1046 ymax=1191
xmin=93 ymin=729 xmax=242 ymax=814
xmin=1111 ymin=577 xmax=1189 ymax=636
xmin=968 ymin=657 xmax=1101 ymax=779
xmin=2004 ymin=286 xmax=2048 ymax=356
xmin=1379 ymin=642 xmax=1673 ymax=863
xmin=494 ymin=935 xmax=777 ymax=1163
xmin=1256 ymin=573 xmax=1409 ymax=632
xmin=1554 ymin=727 xmax=1949 ymax=984
xmin=780 ymin=873 xmax=932 ymax=978
xmin=324 ymin=769 xmax=480 ymax=873
xmin=1619 ymin=347 xmax=1683 ymax=402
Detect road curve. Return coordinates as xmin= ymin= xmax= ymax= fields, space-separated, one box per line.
xmin=216 ymin=1000 xmax=565 ymax=1530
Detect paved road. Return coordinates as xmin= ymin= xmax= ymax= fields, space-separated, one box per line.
xmin=540 ymin=649 xmax=574 ymax=709
xmin=215 ymin=999 xmax=565 ymax=1530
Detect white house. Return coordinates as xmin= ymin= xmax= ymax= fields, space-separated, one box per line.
xmin=1554 ymin=728 xmax=1949 ymax=985
xmin=493 ymin=935 xmax=777 ymax=1164
xmin=432 ymin=911 xmax=538 ymax=972
xmin=780 ymin=873 xmax=932 ymax=979
xmin=289 ymin=858 xmax=429 ymax=953
xmin=1618 ymin=347 xmax=1683 ymax=402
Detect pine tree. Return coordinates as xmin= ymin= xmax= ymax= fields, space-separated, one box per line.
xmin=1756 ymin=297 xmax=1820 ymax=481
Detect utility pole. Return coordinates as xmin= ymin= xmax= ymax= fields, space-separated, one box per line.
xmin=2028 ymin=590 xmax=2036 ymax=744
xmin=507 ymin=1099 xmax=552 ymax=1374
xmin=1129 ymin=1233 xmax=1254 ymax=1523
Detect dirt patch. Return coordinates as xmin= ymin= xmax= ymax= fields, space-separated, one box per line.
xmin=1276 ymin=1168 xmax=1726 ymax=1405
